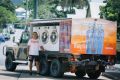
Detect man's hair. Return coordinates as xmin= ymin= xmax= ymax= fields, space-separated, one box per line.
xmin=32 ymin=32 xmax=38 ymax=39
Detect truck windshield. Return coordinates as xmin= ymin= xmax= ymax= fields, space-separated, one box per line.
xmin=14 ymin=24 xmax=25 ymax=29
xmin=20 ymin=31 xmax=30 ymax=43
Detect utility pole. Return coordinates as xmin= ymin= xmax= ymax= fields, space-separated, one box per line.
xmin=25 ymin=0 xmax=28 ymax=29
xmin=34 ymin=0 xmax=38 ymax=19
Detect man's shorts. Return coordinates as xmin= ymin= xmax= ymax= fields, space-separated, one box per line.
xmin=29 ymin=55 xmax=39 ymax=62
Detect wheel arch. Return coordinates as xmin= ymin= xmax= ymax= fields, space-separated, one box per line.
xmin=6 ymin=49 xmax=14 ymax=57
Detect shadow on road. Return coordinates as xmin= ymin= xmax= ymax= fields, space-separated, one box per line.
xmin=0 ymin=69 xmax=104 ymax=80
xmin=0 ymin=72 xmax=20 ymax=78
xmin=102 ymin=71 xmax=120 ymax=80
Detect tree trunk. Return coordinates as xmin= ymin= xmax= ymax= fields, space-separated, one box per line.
xmin=86 ymin=1 xmax=91 ymax=18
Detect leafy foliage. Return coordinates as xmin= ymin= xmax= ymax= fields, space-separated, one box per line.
xmin=56 ymin=0 xmax=91 ymax=17
xmin=42 ymin=0 xmax=90 ymax=18
xmin=38 ymin=3 xmax=56 ymax=19
xmin=0 ymin=6 xmax=16 ymax=24
xmin=25 ymin=0 xmax=90 ymax=19
xmin=100 ymin=0 xmax=120 ymax=25
xmin=38 ymin=0 xmax=67 ymax=18
xmin=0 ymin=0 xmax=15 ymax=12
xmin=0 ymin=0 xmax=16 ymax=27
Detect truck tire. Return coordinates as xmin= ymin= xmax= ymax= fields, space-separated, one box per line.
xmin=75 ymin=69 xmax=86 ymax=78
xmin=87 ymin=70 xmax=101 ymax=79
xmin=50 ymin=59 xmax=64 ymax=77
xmin=5 ymin=54 xmax=17 ymax=71
xmin=40 ymin=59 xmax=49 ymax=75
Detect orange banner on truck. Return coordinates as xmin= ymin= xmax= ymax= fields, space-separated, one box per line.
xmin=70 ymin=18 xmax=117 ymax=55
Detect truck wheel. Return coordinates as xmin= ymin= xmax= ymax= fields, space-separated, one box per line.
xmin=5 ymin=54 xmax=17 ymax=71
xmin=75 ymin=69 xmax=86 ymax=78
xmin=40 ymin=59 xmax=49 ymax=75
xmin=50 ymin=59 xmax=64 ymax=77
xmin=87 ymin=70 xmax=101 ymax=79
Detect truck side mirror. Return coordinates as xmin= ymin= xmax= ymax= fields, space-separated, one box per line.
xmin=12 ymin=36 xmax=19 ymax=45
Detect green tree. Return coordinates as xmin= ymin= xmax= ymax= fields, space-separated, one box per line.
xmin=22 ymin=0 xmax=33 ymax=11
xmin=38 ymin=0 xmax=91 ymax=18
xmin=100 ymin=0 xmax=120 ymax=26
xmin=24 ymin=0 xmax=91 ymax=19
xmin=0 ymin=0 xmax=15 ymax=12
xmin=38 ymin=3 xmax=56 ymax=19
xmin=0 ymin=6 xmax=16 ymax=24
xmin=38 ymin=0 xmax=66 ymax=18
xmin=0 ymin=0 xmax=16 ymax=27
xmin=57 ymin=0 xmax=91 ymax=17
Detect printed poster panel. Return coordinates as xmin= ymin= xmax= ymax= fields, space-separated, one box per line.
xmin=70 ymin=18 xmax=117 ymax=55
xmin=60 ymin=20 xmax=71 ymax=53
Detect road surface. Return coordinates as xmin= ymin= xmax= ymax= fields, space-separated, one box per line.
xmin=0 ymin=65 xmax=112 ymax=80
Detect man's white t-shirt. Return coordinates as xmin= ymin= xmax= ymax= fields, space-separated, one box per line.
xmin=28 ymin=39 xmax=41 ymax=56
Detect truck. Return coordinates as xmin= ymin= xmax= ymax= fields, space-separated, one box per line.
xmin=3 ymin=18 xmax=117 ymax=79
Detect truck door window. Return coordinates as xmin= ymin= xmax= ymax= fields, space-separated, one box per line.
xmin=21 ymin=31 xmax=29 ymax=43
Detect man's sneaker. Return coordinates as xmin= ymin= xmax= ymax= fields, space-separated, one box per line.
xmin=36 ymin=72 xmax=40 ymax=76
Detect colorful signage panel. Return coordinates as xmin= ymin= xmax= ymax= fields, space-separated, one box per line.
xmin=70 ymin=18 xmax=117 ymax=55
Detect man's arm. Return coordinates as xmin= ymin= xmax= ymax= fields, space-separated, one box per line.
xmin=40 ymin=46 xmax=45 ymax=51
xmin=27 ymin=46 xmax=30 ymax=56
xmin=27 ymin=39 xmax=31 ymax=55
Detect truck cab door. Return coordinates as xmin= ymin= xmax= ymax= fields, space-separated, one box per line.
xmin=16 ymin=31 xmax=29 ymax=60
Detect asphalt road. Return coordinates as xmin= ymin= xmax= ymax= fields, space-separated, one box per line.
xmin=0 ymin=65 xmax=112 ymax=80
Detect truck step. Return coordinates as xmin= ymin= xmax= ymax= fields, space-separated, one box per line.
xmin=13 ymin=60 xmax=28 ymax=64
